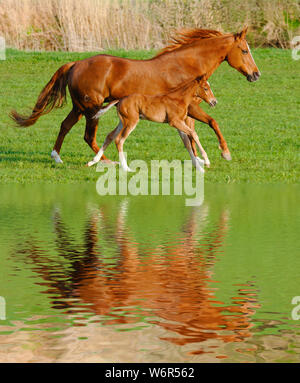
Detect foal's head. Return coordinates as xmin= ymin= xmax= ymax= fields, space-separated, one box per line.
xmin=194 ymin=76 xmax=217 ymax=107
xmin=226 ymin=26 xmax=261 ymax=82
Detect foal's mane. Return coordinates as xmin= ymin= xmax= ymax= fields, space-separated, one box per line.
xmin=165 ymin=75 xmax=205 ymax=96
xmin=155 ymin=28 xmax=226 ymax=57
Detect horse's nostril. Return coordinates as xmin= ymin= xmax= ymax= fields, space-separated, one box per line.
xmin=247 ymin=74 xmax=253 ymax=82
xmin=250 ymin=71 xmax=261 ymax=82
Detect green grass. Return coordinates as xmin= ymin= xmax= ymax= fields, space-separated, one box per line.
xmin=0 ymin=48 xmax=299 ymax=184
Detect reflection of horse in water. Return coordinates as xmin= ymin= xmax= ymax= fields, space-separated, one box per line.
xmin=15 ymin=200 xmax=259 ymax=352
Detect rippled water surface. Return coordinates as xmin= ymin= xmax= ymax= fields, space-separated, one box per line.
xmin=0 ymin=184 xmax=299 ymax=362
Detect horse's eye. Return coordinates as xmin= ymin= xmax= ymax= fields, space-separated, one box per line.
xmin=204 ymin=88 xmax=208 ymax=91
xmin=242 ymin=49 xmax=248 ymax=55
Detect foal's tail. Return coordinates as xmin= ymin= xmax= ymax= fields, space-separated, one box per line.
xmin=93 ymin=100 xmax=119 ymax=120
xmin=10 ymin=62 xmax=75 ymax=127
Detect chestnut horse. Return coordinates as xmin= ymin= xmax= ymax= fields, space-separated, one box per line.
xmin=10 ymin=27 xmax=260 ymax=165
xmin=87 ymin=75 xmax=217 ymax=171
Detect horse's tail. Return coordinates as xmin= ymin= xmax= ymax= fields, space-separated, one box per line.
xmin=10 ymin=62 xmax=76 ymax=127
xmin=93 ymin=100 xmax=119 ymax=120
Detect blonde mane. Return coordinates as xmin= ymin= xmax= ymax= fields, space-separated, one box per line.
xmin=155 ymin=28 xmax=226 ymax=57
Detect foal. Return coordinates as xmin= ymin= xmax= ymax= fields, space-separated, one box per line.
xmin=87 ymin=75 xmax=217 ymax=172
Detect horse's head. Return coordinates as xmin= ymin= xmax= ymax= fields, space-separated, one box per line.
xmin=195 ymin=75 xmax=217 ymax=107
xmin=226 ymin=27 xmax=261 ymax=82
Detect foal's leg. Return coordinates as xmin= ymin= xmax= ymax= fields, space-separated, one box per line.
xmin=171 ymin=119 xmax=210 ymax=168
xmin=87 ymin=121 xmax=123 ymax=167
xmin=188 ymin=102 xmax=231 ymax=161
xmin=178 ymin=117 xmax=199 ymax=164
xmin=185 ymin=116 xmax=198 ymax=156
xmin=178 ymin=117 xmax=207 ymax=168
xmin=177 ymin=130 xmax=200 ymax=168
xmin=115 ymin=117 xmax=139 ymax=172
xmin=52 ymin=107 xmax=82 ymax=163
xmin=184 ymin=116 xmax=206 ymax=168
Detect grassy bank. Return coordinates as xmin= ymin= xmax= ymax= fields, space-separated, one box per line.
xmin=0 ymin=48 xmax=299 ymax=184
xmin=0 ymin=0 xmax=299 ymax=51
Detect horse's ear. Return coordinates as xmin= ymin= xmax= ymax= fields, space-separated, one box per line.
xmin=235 ymin=26 xmax=248 ymax=40
xmin=241 ymin=26 xmax=248 ymax=39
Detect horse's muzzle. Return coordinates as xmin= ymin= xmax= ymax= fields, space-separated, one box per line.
xmin=209 ymin=99 xmax=217 ymax=107
xmin=247 ymin=71 xmax=261 ymax=82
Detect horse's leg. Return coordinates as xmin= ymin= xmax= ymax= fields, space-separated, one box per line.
xmin=185 ymin=116 xmax=207 ymax=168
xmin=115 ymin=117 xmax=139 ymax=172
xmin=84 ymin=116 xmax=111 ymax=162
xmin=177 ymin=116 xmax=210 ymax=168
xmin=185 ymin=117 xmax=198 ymax=156
xmin=177 ymin=130 xmax=199 ymax=168
xmin=188 ymin=102 xmax=231 ymax=161
xmin=178 ymin=118 xmax=197 ymax=155
xmin=171 ymin=119 xmax=210 ymax=169
xmin=177 ymin=117 xmax=208 ymax=168
xmin=51 ymin=107 xmax=82 ymax=163
xmin=190 ymin=130 xmax=210 ymax=168
xmin=87 ymin=121 xmax=123 ymax=167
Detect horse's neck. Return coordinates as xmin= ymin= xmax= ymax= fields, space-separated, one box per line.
xmin=157 ymin=35 xmax=234 ymax=80
xmin=190 ymin=36 xmax=234 ymax=76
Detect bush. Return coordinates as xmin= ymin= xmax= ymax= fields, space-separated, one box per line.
xmin=0 ymin=0 xmax=299 ymax=51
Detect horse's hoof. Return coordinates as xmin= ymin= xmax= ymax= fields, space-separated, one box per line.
xmin=201 ymin=158 xmax=210 ymax=168
xmin=122 ymin=167 xmax=133 ymax=172
xmin=87 ymin=161 xmax=95 ymax=167
xmin=195 ymin=156 xmax=205 ymax=169
xmin=195 ymin=156 xmax=204 ymax=166
xmin=51 ymin=150 xmax=63 ymax=164
xmin=222 ymin=152 xmax=232 ymax=161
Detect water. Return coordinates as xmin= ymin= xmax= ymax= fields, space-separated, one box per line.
xmin=0 ymin=184 xmax=299 ymax=362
